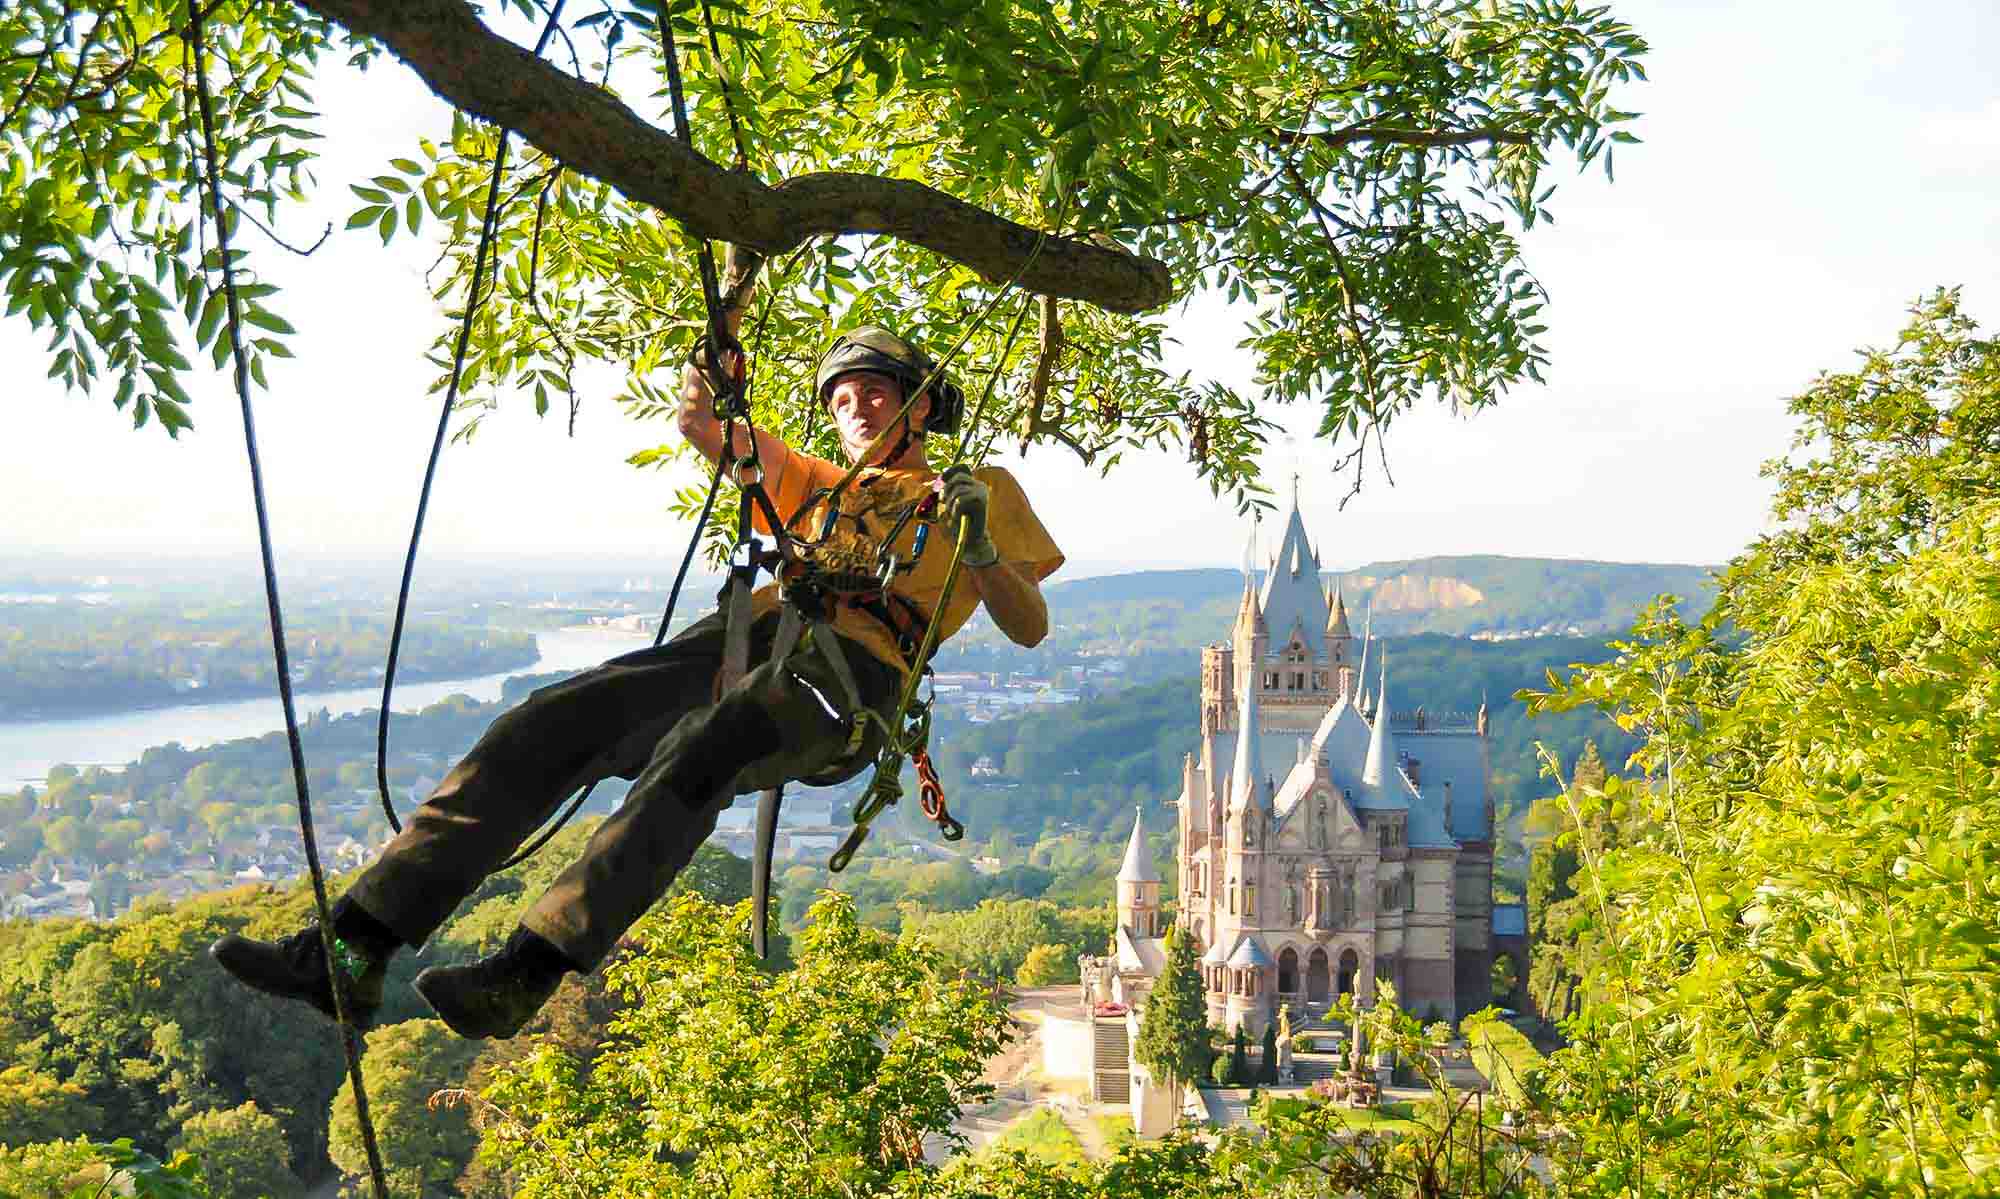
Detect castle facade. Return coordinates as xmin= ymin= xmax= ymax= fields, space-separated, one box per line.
xmin=1097 ymin=498 xmax=1502 ymax=1036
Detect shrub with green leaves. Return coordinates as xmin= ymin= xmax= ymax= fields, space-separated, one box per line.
xmin=1526 ymin=290 xmax=2000 ymax=1195
xmin=475 ymin=892 xmax=1011 ymax=1197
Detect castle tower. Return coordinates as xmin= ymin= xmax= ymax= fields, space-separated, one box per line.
xmin=1327 ymin=585 xmax=1357 ymax=694
xmin=1117 ymin=805 xmax=1162 ymax=939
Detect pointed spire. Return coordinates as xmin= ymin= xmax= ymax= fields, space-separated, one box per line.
xmin=1234 ymin=572 xmax=1266 ymax=637
xmin=1327 ymin=584 xmax=1351 ymax=638
xmin=1355 ymin=607 xmax=1372 ymax=706
xmin=1362 ymin=650 xmax=1398 ymax=792
xmin=1230 ymin=667 xmax=1264 ymax=811
xmin=1118 ymin=804 xmax=1158 ymax=883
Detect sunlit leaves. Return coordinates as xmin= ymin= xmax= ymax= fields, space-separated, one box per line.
xmin=1519 ymin=296 xmax=2000 ymax=1196
xmin=1 ymin=0 xmax=330 ymax=435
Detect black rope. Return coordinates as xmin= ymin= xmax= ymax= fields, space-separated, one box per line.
xmin=375 ymin=4 xmax=569 ymax=835
xmin=696 ymin=0 xmax=750 ymax=170
xmin=185 ymin=6 xmax=391 ymax=1198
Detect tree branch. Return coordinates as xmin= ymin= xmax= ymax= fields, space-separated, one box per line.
xmin=1274 ymin=125 xmax=1532 ymax=149
xmin=291 ymin=0 xmax=1173 ymax=313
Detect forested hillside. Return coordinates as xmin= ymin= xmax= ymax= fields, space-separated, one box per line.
xmin=947 ymin=556 xmax=1715 ymax=657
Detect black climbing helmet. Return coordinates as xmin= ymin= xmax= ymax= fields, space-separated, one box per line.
xmin=814 ymin=326 xmax=965 ymax=437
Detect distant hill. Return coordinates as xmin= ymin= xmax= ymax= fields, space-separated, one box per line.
xmin=1005 ymin=555 xmax=1717 ymax=653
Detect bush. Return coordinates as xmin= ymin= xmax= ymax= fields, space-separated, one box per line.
xmin=1210 ymin=1056 xmax=1234 ymax=1087
xmin=1015 ymin=943 xmax=1072 ymax=987
xmin=1228 ymin=1025 xmax=1250 ymax=1085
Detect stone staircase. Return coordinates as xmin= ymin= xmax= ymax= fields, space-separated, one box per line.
xmin=1288 ymin=1052 xmax=1346 ymax=1085
xmin=1092 ymin=1019 xmax=1130 ymax=1104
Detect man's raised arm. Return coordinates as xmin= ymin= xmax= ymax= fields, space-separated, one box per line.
xmin=674 ymin=250 xmax=798 ymax=475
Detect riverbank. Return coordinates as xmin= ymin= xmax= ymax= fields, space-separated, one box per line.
xmin=0 ymin=625 xmax=655 ymax=789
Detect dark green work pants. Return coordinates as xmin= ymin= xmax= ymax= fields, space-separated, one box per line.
xmin=344 ymin=610 xmax=898 ymax=971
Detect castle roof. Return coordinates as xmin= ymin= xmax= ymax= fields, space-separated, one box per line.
xmin=1202 ymin=938 xmax=1231 ymax=966
xmin=1257 ymin=500 xmax=1329 ymax=652
xmin=1116 ymin=925 xmax=1166 ymax=975
xmin=1225 ymin=934 xmax=1273 ymax=970
xmin=1117 ymin=806 xmax=1158 ymax=884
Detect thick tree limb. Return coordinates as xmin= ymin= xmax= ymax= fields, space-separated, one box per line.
xmin=293 ymin=0 xmax=1173 ymax=313
xmin=1273 ymin=125 xmax=1533 ymax=149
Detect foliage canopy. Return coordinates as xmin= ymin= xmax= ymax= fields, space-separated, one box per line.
xmin=5 ymin=0 xmax=1643 ymax=501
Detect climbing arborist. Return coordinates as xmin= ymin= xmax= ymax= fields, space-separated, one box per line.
xmin=209 ymin=320 xmax=1064 ymax=1039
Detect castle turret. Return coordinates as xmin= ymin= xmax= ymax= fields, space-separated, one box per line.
xmin=1362 ymin=651 xmax=1398 ymax=796
xmin=1117 ymin=805 xmax=1162 ymax=939
xmin=1327 ymin=584 xmax=1357 ymax=690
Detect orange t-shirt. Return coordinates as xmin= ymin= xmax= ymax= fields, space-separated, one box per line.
xmin=749 ymin=452 xmax=1064 ymax=671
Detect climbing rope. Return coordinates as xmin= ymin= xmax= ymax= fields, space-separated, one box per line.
xmin=375 ymin=5 xmax=572 ymax=838
xmin=185 ymin=5 xmax=391 ymax=1197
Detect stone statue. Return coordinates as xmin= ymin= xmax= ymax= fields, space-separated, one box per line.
xmin=1275 ymin=1002 xmax=1295 ymax=1083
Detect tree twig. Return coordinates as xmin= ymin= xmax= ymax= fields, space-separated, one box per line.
xmin=1273 ymin=124 xmax=1532 ymax=150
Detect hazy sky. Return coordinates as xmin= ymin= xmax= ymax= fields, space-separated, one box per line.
xmin=8 ymin=1 xmax=1998 ymax=581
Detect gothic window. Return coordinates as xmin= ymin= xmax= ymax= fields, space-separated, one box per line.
xmin=1291 ymin=671 xmax=1306 ymax=689
xmin=1265 ymin=671 xmax=1279 ymax=689
xmin=1228 ymin=882 xmax=1236 ymax=914
xmin=1286 ymin=884 xmax=1299 ymax=922
xmin=1342 ymin=868 xmax=1357 ymax=925
xmin=1243 ymin=881 xmax=1257 ymax=919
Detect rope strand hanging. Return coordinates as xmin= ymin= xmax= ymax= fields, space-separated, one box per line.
xmin=375 ymin=4 xmax=573 ymax=838
xmin=184 ymin=4 xmax=391 ymax=1196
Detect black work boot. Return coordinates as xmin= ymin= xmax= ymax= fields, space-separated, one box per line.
xmin=414 ymin=927 xmax=574 ymax=1040
xmin=208 ymin=898 xmax=397 ymax=1027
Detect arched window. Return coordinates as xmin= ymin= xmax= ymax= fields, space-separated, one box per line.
xmin=1278 ymin=947 xmax=1299 ymax=993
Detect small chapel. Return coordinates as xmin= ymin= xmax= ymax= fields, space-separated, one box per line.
xmin=1085 ymin=496 xmax=1506 ymax=1039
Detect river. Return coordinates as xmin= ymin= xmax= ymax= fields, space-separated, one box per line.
xmin=0 ymin=626 xmax=656 ymax=789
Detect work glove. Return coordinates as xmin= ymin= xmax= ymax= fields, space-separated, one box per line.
xmin=939 ymin=466 xmax=999 ymax=567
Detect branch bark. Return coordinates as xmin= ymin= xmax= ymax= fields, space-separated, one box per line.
xmin=293 ymin=0 xmax=1173 ymax=313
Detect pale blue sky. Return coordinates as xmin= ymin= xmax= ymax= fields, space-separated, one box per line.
xmin=7 ymin=1 xmax=1997 ymax=578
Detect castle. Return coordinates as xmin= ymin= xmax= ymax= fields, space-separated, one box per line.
xmin=1091 ymin=497 xmax=1507 ymax=1039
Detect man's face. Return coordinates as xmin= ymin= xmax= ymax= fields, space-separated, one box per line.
xmin=827 ymin=370 xmax=929 ymax=460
